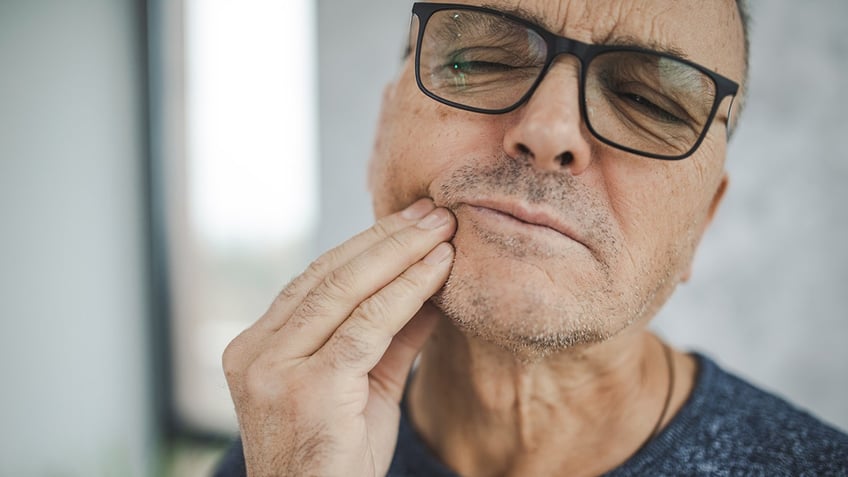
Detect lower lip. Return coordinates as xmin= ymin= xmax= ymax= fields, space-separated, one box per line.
xmin=463 ymin=205 xmax=575 ymax=243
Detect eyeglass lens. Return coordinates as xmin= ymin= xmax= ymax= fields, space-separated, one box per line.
xmin=417 ymin=8 xmax=719 ymax=158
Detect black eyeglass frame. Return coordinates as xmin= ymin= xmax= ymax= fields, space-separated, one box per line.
xmin=411 ymin=2 xmax=740 ymax=160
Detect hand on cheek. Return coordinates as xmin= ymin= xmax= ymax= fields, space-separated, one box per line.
xmin=222 ymin=198 xmax=455 ymax=477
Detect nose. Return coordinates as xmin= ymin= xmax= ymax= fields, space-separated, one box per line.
xmin=502 ymin=60 xmax=593 ymax=175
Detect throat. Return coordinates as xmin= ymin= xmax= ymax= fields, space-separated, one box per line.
xmin=515 ymin=372 xmax=541 ymax=451
xmin=407 ymin=318 xmax=689 ymax=477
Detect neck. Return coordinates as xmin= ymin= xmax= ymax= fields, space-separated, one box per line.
xmin=408 ymin=318 xmax=695 ymax=477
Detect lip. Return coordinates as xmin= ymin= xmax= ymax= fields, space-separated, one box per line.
xmin=461 ymin=198 xmax=587 ymax=248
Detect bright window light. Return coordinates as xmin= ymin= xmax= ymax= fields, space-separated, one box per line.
xmin=187 ymin=0 xmax=317 ymax=248
xmin=173 ymin=0 xmax=317 ymax=434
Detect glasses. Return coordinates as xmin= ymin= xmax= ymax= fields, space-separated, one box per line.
xmin=411 ymin=3 xmax=740 ymax=160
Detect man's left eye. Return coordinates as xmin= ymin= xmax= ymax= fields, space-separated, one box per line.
xmin=450 ymin=60 xmax=516 ymax=74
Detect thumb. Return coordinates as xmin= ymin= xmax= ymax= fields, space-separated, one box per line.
xmin=369 ymin=302 xmax=441 ymax=402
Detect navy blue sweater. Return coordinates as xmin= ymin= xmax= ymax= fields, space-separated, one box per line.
xmin=215 ymin=354 xmax=848 ymax=476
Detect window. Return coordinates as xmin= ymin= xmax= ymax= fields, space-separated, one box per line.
xmin=154 ymin=0 xmax=318 ymax=435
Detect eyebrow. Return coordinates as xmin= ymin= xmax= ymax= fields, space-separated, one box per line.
xmin=479 ymin=3 xmax=691 ymax=61
xmin=604 ymin=35 xmax=691 ymax=61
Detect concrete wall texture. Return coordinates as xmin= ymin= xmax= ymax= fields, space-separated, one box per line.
xmin=317 ymin=0 xmax=848 ymax=432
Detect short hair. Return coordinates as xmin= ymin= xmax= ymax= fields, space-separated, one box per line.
xmin=737 ymin=0 xmax=751 ymax=83
xmin=731 ymin=0 xmax=751 ymax=134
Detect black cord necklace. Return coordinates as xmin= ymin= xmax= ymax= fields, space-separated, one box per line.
xmin=636 ymin=339 xmax=675 ymax=454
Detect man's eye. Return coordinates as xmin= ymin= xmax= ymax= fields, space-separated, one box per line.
xmin=441 ymin=46 xmax=537 ymax=74
xmin=448 ymin=60 xmax=517 ymax=74
xmin=618 ymin=92 xmax=685 ymax=124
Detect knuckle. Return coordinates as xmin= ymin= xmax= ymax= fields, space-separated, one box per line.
xmin=284 ymin=312 xmax=312 ymax=331
xmin=242 ymin=357 xmax=271 ymax=396
xmin=273 ymin=276 xmax=303 ymax=305
xmin=384 ymin=232 xmax=410 ymax=254
xmin=222 ymin=332 xmax=251 ymax=382
xmin=322 ymin=266 xmax=356 ymax=299
xmin=243 ymin=352 xmax=295 ymax=400
xmin=326 ymin=327 xmax=371 ymax=370
xmin=296 ymin=287 xmax=333 ymax=320
xmin=222 ymin=339 xmax=241 ymax=372
xmin=305 ymin=253 xmax=335 ymax=281
xmin=371 ymin=218 xmax=394 ymax=240
xmin=271 ymin=255 xmax=334 ymax=310
xmin=354 ymin=294 xmax=394 ymax=329
xmin=393 ymin=272 xmax=425 ymax=296
xmin=293 ymin=264 xmax=357 ymax=323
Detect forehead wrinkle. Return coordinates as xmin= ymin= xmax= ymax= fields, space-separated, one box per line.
xmin=597 ymin=3 xmax=694 ymax=61
xmin=478 ymin=0 xmax=594 ymax=39
xmin=479 ymin=1 xmax=690 ymax=61
xmin=479 ymin=2 xmax=552 ymax=32
xmin=449 ymin=0 xmax=744 ymax=89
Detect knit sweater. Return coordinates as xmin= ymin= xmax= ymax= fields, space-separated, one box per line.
xmin=214 ymin=353 xmax=848 ymax=476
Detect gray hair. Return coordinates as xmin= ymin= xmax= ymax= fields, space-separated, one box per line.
xmin=731 ymin=0 xmax=752 ymax=135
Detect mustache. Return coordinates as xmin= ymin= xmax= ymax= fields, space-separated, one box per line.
xmin=436 ymin=155 xmax=615 ymax=248
xmin=440 ymin=155 xmax=582 ymax=204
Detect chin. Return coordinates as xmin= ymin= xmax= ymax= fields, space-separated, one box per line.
xmin=431 ymin=242 xmax=637 ymax=360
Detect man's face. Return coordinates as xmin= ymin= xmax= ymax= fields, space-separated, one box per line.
xmin=368 ymin=0 xmax=746 ymax=355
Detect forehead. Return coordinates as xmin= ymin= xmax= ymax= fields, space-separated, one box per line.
xmin=435 ymin=0 xmax=745 ymax=84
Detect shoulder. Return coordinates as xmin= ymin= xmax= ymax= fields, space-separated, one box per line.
xmin=696 ymin=354 xmax=847 ymax=453
xmin=616 ymin=353 xmax=848 ymax=476
xmin=212 ymin=437 xmax=247 ymax=477
xmin=696 ymin=355 xmax=846 ymax=471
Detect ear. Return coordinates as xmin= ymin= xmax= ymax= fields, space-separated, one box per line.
xmin=680 ymin=172 xmax=729 ymax=282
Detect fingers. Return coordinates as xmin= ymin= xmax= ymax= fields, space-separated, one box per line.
xmin=223 ymin=199 xmax=440 ymax=382
xmin=276 ymin=208 xmax=456 ymax=358
xmin=369 ymin=303 xmax=441 ymax=403
xmin=254 ymin=198 xmax=437 ymax=333
xmin=314 ymin=242 xmax=454 ymax=375
xmin=221 ymin=199 xmax=456 ymax=477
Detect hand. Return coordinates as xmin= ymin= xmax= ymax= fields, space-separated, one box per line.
xmin=222 ymin=198 xmax=456 ymax=477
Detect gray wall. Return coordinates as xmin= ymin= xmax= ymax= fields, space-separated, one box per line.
xmin=0 ymin=1 xmax=154 ymax=475
xmin=0 ymin=2 xmax=842 ymax=474
xmin=318 ymin=0 xmax=848 ymax=431
xmin=654 ymin=0 xmax=848 ymax=432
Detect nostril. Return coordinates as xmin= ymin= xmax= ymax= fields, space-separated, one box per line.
xmin=517 ymin=143 xmax=531 ymax=155
xmin=557 ymin=151 xmax=574 ymax=166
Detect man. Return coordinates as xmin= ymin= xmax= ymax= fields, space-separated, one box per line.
xmin=215 ymin=0 xmax=848 ymax=475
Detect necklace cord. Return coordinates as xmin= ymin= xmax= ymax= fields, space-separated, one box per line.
xmin=649 ymin=341 xmax=675 ymax=440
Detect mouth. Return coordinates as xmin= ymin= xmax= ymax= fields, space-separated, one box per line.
xmin=458 ymin=198 xmax=588 ymax=249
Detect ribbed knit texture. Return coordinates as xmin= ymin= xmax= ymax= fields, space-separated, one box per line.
xmin=215 ymin=353 xmax=848 ymax=476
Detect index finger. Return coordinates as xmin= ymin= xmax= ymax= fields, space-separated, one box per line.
xmin=254 ymin=198 xmax=437 ymax=333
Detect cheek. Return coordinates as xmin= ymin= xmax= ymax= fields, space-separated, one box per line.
xmin=604 ymin=153 xmax=722 ymax=270
xmin=369 ymin=93 xmax=506 ymax=218
xmin=369 ymin=100 xmax=429 ymax=218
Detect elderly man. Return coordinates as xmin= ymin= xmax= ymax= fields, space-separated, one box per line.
xmin=215 ymin=1 xmax=848 ymax=475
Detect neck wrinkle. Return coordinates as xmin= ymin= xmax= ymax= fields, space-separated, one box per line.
xmin=408 ymin=317 xmax=675 ymax=477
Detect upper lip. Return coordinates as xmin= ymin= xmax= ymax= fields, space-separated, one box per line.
xmin=463 ymin=198 xmax=587 ymax=247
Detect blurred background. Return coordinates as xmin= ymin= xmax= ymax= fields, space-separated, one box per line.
xmin=0 ymin=0 xmax=845 ymax=475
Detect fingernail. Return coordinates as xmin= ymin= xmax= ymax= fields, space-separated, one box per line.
xmin=416 ymin=208 xmax=449 ymax=230
xmin=401 ymin=198 xmax=433 ymax=220
xmin=424 ymin=242 xmax=453 ymax=265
